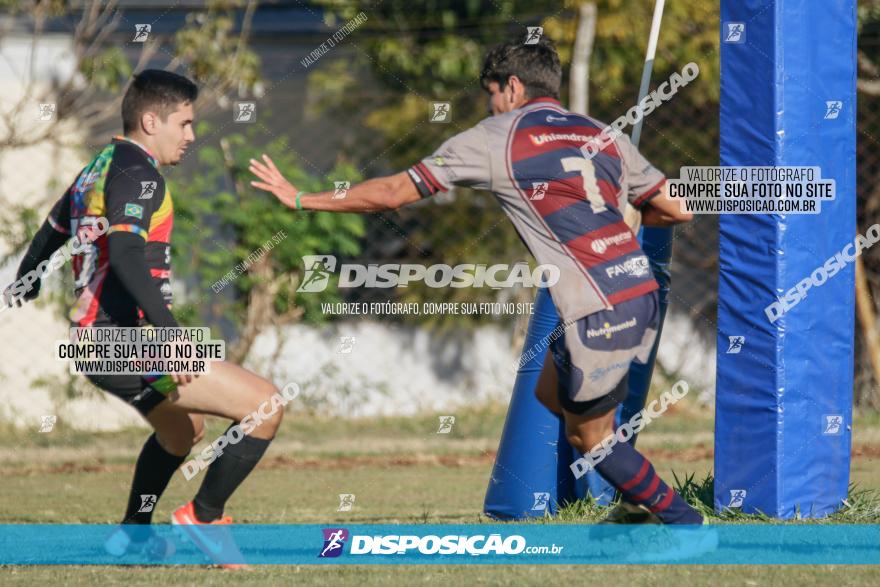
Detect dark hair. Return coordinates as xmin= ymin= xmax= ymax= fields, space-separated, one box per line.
xmin=121 ymin=69 xmax=199 ymax=133
xmin=480 ymin=35 xmax=562 ymax=100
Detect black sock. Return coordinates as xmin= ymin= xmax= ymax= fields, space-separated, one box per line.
xmin=122 ymin=433 xmax=187 ymax=531
xmin=192 ymin=425 xmax=272 ymax=522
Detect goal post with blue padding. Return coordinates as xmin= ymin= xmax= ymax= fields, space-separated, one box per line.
xmin=484 ymin=0 xmax=857 ymax=520
xmin=714 ymin=0 xmax=856 ymax=518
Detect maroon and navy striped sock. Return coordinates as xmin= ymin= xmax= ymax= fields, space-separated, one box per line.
xmin=593 ymin=440 xmax=702 ymax=524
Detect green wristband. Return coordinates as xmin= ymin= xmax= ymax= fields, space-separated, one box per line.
xmin=295 ymin=191 xmax=304 ymax=210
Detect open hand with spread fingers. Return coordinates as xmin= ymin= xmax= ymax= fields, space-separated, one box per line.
xmin=249 ymin=154 xmax=300 ymax=209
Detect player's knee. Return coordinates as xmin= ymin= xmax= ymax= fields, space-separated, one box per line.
xmin=157 ymin=431 xmax=193 ymax=457
xmin=566 ymin=431 xmax=591 ymax=455
xmin=252 ymin=381 xmax=284 ymax=435
xmin=191 ymin=415 xmax=206 ymax=445
xmin=566 ymin=423 xmax=611 ymax=456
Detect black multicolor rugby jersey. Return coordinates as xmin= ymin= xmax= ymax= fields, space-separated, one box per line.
xmin=42 ymin=136 xmax=176 ymax=327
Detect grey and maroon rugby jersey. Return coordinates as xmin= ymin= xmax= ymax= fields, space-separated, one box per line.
xmin=407 ymin=97 xmax=666 ymax=322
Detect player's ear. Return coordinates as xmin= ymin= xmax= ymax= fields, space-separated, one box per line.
xmin=507 ymin=75 xmax=527 ymax=104
xmin=506 ymin=76 xmax=518 ymax=103
xmin=140 ymin=111 xmax=158 ymax=135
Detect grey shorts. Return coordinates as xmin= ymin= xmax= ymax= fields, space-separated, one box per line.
xmin=550 ymin=291 xmax=659 ymax=416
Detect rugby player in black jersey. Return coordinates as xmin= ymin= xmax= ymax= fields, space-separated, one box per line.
xmin=5 ymin=70 xmax=282 ymax=568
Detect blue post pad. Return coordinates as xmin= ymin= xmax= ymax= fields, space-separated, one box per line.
xmin=715 ymin=0 xmax=856 ymax=517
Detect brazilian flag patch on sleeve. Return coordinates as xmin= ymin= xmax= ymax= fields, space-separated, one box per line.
xmin=124 ymin=203 xmax=144 ymax=219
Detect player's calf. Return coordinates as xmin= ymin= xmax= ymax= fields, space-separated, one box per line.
xmin=151 ymin=410 xmax=205 ymax=456
xmin=163 ymin=362 xmax=290 ymax=522
xmin=564 ymin=408 xmax=701 ymax=524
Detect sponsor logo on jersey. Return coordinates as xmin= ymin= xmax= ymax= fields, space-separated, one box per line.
xmin=591 ymin=231 xmax=633 ymax=254
xmin=588 ymin=360 xmax=630 ymax=382
xmin=586 ymin=317 xmax=637 ymax=339
xmin=545 ymin=114 xmax=568 ymax=123
xmin=604 ymin=256 xmax=650 ymax=278
xmin=529 ymin=132 xmax=592 ymax=146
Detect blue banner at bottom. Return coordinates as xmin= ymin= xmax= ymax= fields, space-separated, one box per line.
xmin=1 ymin=524 xmax=878 ymax=565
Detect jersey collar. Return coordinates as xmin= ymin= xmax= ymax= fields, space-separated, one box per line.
xmin=524 ymin=97 xmax=562 ymax=107
xmin=113 ymin=135 xmax=160 ymax=168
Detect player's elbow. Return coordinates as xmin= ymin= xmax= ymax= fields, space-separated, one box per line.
xmin=382 ymin=172 xmax=421 ymax=211
xmin=107 ymin=235 xmax=135 ymax=269
xmin=645 ymin=202 xmax=692 ymax=226
xmin=670 ymin=208 xmax=693 ymax=224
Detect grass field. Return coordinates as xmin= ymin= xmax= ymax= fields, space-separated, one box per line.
xmin=2 ymin=396 xmax=879 ymax=585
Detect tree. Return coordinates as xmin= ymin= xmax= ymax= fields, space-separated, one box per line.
xmin=303 ymin=0 xmax=720 ymax=327
xmin=0 ymin=0 xmax=263 ymax=258
xmin=0 ymin=0 xmax=262 ymax=150
xmin=170 ymin=121 xmax=365 ymax=363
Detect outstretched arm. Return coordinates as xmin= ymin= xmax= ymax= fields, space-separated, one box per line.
xmin=3 ymin=188 xmax=73 ymax=307
xmin=249 ymin=155 xmax=421 ymax=213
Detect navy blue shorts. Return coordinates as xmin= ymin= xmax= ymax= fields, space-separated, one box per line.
xmin=550 ymin=291 xmax=660 ymax=416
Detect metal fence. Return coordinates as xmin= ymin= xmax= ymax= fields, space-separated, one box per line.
xmin=293 ymin=30 xmax=880 ymax=407
xmin=1 ymin=12 xmax=878 ymax=411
